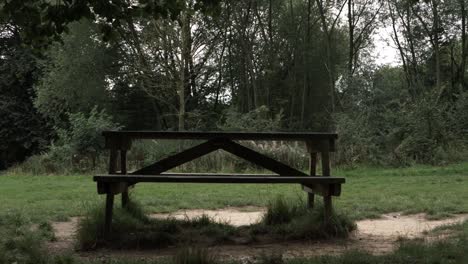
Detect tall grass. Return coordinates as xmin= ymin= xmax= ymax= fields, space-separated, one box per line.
xmin=0 ymin=211 xmax=70 ymax=264
xmin=252 ymin=196 xmax=356 ymax=240
xmin=128 ymin=140 xmax=309 ymax=173
xmin=77 ymin=200 xmax=236 ymax=250
xmin=172 ymin=248 xmax=219 ymax=264
xmin=77 ymin=196 xmax=355 ymax=251
xmin=12 ymin=139 xmax=311 ymax=175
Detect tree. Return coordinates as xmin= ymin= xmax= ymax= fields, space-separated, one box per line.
xmin=34 ymin=20 xmax=117 ymax=128
xmin=0 ymin=22 xmax=50 ymax=169
xmin=1 ymin=0 xmax=221 ymax=48
xmin=346 ymin=0 xmax=383 ymax=92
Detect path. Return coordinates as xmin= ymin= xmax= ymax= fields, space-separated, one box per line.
xmin=47 ymin=208 xmax=468 ymax=260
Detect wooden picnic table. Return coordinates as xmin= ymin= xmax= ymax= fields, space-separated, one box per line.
xmin=94 ymin=131 xmax=344 ymax=236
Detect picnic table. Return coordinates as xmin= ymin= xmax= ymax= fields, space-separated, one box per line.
xmin=94 ymin=131 xmax=345 ymax=236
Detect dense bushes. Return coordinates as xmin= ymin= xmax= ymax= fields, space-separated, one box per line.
xmin=13 ymin=107 xmax=119 ymax=174
xmin=335 ymin=66 xmax=468 ymax=167
xmin=13 ymin=100 xmax=468 ymax=174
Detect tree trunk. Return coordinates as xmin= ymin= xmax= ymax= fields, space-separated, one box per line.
xmin=347 ymin=0 xmax=354 ymax=90
xmin=460 ymin=0 xmax=467 ymax=90
xmin=432 ymin=0 xmax=442 ymax=98
xmin=179 ymin=11 xmax=191 ymax=131
xmin=315 ymin=0 xmax=335 ymax=114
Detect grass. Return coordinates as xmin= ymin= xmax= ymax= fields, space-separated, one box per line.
xmin=3 ymin=213 xmax=467 ymax=264
xmin=250 ymin=197 xmax=356 ymax=240
xmin=0 ymin=211 xmax=64 ymax=264
xmin=76 ymin=197 xmax=354 ymax=250
xmin=0 ymin=162 xmax=468 ymax=263
xmin=1 ymin=162 xmax=468 ymax=223
xmin=77 ymin=200 xmax=237 ymax=250
xmin=290 ymin=221 xmax=468 ymax=263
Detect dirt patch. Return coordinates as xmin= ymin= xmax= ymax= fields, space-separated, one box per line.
xmin=356 ymin=212 xmax=468 ymax=239
xmin=150 ymin=206 xmax=266 ymax=226
xmin=47 ymin=209 xmax=468 ymax=259
xmin=47 ymin=217 xmax=80 ymax=254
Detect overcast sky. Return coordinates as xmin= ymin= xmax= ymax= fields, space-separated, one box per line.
xmin=374 ymin=25 xmax=400 ymax=66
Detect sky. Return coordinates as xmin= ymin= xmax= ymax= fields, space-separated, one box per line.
xmin=374 ymin=25 xmax=400 ymax=66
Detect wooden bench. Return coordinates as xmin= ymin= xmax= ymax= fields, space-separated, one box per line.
xmin=94 ymin=131 xmax=344 ymax=236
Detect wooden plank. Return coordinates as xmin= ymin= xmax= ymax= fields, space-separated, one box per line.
xmin=105 ymin=136 xmax=132 ymax=150
xmin=120 ymin=149 xmax=128 ymax=174
xmin=324 ymin=196 xmax=332 ymax=222
xmin=120 ymin=149 xmax=129 ymax=208
xmin=131 ymin=138 xmax=223 ymax=175
xmin=94 ymin=175 xmax=345 ymax=184
xmin=158 ymin=173 xmax=285 ymax=177
xmin=306 ymin=147 xmax=318 ymax=208
xmin=104 ymin=193 xmax=114 ymax=238
xmin=219 ymin=140 xmax=307 ymax=176
xmin=322 ymin=150 xmax=330 ymax=177
xmin=302 ymin=184 xmax=341 ymax=197
xmin=102 ymin=131 xmax=338 ymax=142
xmin=320 ymin=142 xmax=332 ymax=223
xmin=97 ymin=182 xmax=129 ymax=195
xmin=108 ymin=148 xmax=118 ymax=174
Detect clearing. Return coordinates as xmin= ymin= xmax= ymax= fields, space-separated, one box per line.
xmin=48 ymin=207 xmax=468 ymax=260
xmin=2 ymin=163 xmax=468 ymax=261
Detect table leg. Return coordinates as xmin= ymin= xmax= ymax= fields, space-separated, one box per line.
xmin=105 ymin=193 xmax=114 ymax=238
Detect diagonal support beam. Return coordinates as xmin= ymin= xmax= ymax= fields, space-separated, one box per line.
xmin=219 ymin=140 xmax=307 ymax=176
xmin=132 ymin=138 xmax=224 ymax=175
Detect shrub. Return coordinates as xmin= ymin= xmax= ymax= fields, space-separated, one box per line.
xmin=219 ymin=106 xmax=283 ymax=132
xmin=254 ymin=196 xmax=356 ymax=240
xmin=53 ymin=107 xmax=121 ymax=170
xmin=12 ymin=107 xmax=120 ymax=174
xmin=263 ymin=196 xmax=305 ymax=225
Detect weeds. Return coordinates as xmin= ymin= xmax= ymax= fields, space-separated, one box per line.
xmin=172 ymin=247 xmax=218 ymax=264
xmin=256 ymin=251 xmax=285 ymax=264
xmin=0 ymin=211 xmax=77 ymax=264
xmin=77 ymin=196 xmax=355 ymax=251
xmin=77 ymin=200 xmax=237 ymax=250
xmin=252 ymin=196 xmax=356 ymax=240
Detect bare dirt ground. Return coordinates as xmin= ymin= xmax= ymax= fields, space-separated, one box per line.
xmin=47 ymin=208 xmax=468 ymax=260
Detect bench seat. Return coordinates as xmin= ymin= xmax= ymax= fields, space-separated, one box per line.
xmin=94 ymin=174 xmax=345 ymax=197
xmin=94 ymin=173 xmax=344 ymax=183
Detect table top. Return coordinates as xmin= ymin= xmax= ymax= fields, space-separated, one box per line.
xmin=102 ymin=131 xmax=338 ymax=141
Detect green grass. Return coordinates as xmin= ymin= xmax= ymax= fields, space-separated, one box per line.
xmin=1 ymin=162 xmax=468 ymax=223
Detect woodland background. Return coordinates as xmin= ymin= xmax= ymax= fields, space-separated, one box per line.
xmin=2 ymin=0 xmax=468 ymax=173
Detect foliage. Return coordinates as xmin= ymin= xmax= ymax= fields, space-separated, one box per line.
xmin=219 ymin=106 xmax=283 ymax=132
xmin=0 ymin=22 xmax=50 ymax=170
xmin=336 ymin=66 xmax=468 ymax=166
xmin=34 ymin=20 xmax=116 ymax=129
xmin=1 ymin=0 xmax=222 ymax=48
xmin=51 ymin=107 xmax=120 ymax=171
xmin=15 ymin=107 xmax=120 ymax=174
xmin=3 ymin=0 xmax=468 ymax=169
